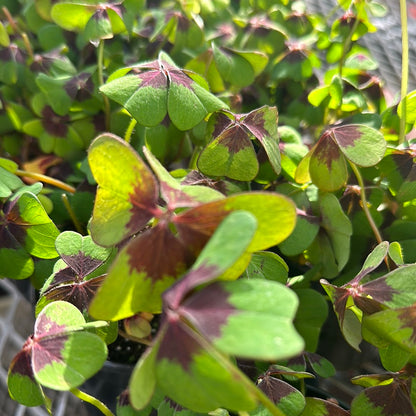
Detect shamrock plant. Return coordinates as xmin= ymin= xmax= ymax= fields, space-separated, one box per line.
xmin=3 ymin=0 xmax=416 ymax=416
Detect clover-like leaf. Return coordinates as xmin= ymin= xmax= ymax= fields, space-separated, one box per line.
xmin=8 ymin=301 xmax=108 ymax=399
xmin=8 ymin=348 xmax=48 ymax=407
xmin=308 ymin=135 xmax=348 ymax=192
xmin=255 ymin=372 xmax=305 ymax=416
xmin=319 ymin=192 xmax=352 ymax=272
xmin=301 ymin=397 xmax=349 ymax=416
xmin=156 ymin=319 xmax=259 ymax=413
xmin=351 ymin=379 xmax=414 ymax=416
xmin=306 ymin=124 xmax=386 ymax=191
xmin=329 ymin=124 xmax=386 ymax=167
xmin=100 ymin=52 xmax=227 ymax=130
xmin=88 ymin=133 xmax=160 ymax=247
xmin=176 ymin=279 xmax=303 ymax=361
xmin=244 ymin=251 xmax=288 ymax=283
xmin=198 ymin=106 xmax=280 ymax=181
xmin=0 ymin=191 xmax=59 ymax=279
xmin=0 ymin=165 xmax=23 ymax=198
xmin=36 ymin=231 xmax=112 ymax=313
xmin=90 ymin=210 xmax=258 ymax=320
xmin=212 ymin=43 xmax=268 ymax=88
xmin=175 ymin=191 xmax=295 ymax=257
xmin=51 ymin=1 xmax=127 ymax=44
xmin=362 ymin=305 xmax=416 ymax=355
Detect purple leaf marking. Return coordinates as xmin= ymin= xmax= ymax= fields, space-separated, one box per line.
xmin=157 ymin=314 xmax=202 ymax=370
xmin=60 ymin=252 xmax=105 ymax=278
xmin=363 ymin=380 xmax=414 ymax=416
xmin=313 ymin=132 xmax=342 ymax=169
xmin=127 ymin=223 xmax=192 ymax=282
xmin=179 ymin=282 xmax=236 ymax=339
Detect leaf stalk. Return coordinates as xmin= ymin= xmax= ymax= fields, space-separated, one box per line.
xmin=70 ymin=388 xmax=115 ymax=416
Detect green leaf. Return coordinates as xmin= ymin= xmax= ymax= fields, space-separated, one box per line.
xmin=32 ymin=302 xmax=108 ymax=390
xmin=8 ymin=351 xmax=47 ymax=407
xmin=330 ymin=124 xmax=386 ymax=167
xmin=305 ymin=353 xmax=335 ymax=378
xmin=156 ymin=324 xmax=258 ymax=412
xmin=0 ymin=166 xmax=23 ymax=197
xmin=351 ymin=382 xmax=414 ymax=416
xmin=129 ymin=341 xmax=159 ymax=410
xmin=100 ymin=53 xmax=227 ymax=130
xmin=301 ymin=397 xmax=349 ymax=415
xmin=183 ymin=279 xmax=304 ymax=361
xmin=88 ymin=133 xmax=159 ymax=247
xmin=176 ymin=192 xmax=296 ymax=256
xmin=244 ymin=251 xmax=288 ymax=283
xmin=13 ymin=192 xmax=60 ymax=259
xmin=143 ymin=146 xmax=224 ymax=206
xmin=90 ymin=210 xmax=257 ymax=320
xmin=88 ymin=224 xmax=187 ymax=319
xmin=388 ymin=241 xmax=405 ymax=266
xmin=309 ymin=135 xmax=348 ymax=192
xmin=319 ymin=192 xmax=352 ymax=271
xmin=398 ymin=90 xmax=416 ymax=125
xmin=198 ymin=129 xmax=259 ymax=180
xmin=362 ymin=305 xmax=416 ymax=355
xmin=279 ymin=214 xmax=320 ymax=256
xmin=294 ymin=289 xmax=328 ymax=352
xmin=354 ymin=241 xmax=389 ymax=282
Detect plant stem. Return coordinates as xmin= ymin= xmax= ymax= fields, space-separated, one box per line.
xmin=124 ymin=118 xmax=137 ymax=143
xmin=70 ymin=388 xmax=115 ymax=416
xmin=15 ymin=170 xmax=76 ymax=193
xmin=61 ymin=193 xmax=85 ymax=234
xmin=349 ymin=162 xmax=383 ymax=245
xmin=399 ymin=0 xmax=409 ymax=146
xmin=98 ymin=39 xmax=111 ymax=131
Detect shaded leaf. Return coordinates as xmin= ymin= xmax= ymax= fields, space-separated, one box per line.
xmin=301 ymin=397 xmax=349 ymax=416
xmin=255 ymin=374 xmax=305 ymax=416
xmin=244 ymin=251 xmax=288 ymax=283
xmin=319 ymin=192 xmax=352 ymax=272
xmin=351 ymin=381 xmax=415 ymax=416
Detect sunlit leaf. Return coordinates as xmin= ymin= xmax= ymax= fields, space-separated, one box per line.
xmin=100 ymin=52 xmax=227 ymax=130
xmin=88 ymin=133 xmax=159 ymax=247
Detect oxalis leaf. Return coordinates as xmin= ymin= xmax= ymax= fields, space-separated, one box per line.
xmin=99 ymin=51 xmax=227 ymax=130
xmin=8 ymin=301 xmax=108 ymax=404
xmin=198 ymin=106 xmax=280 ymax=181
xmin=321 ymin=243 xmax=416 ymax=350
xmin=130 ymin=221 xmax=303 ymax=412
xmin=36 ymin=231 xmax=112 ymax=314
xmin=305 ymin=124 xmax=386 ymax=191
xmin=89 ymin=210 xmax=258 ymax=320
xmin=88 ymin=134 xmax=296 ymax=320
xmin=88 ymin=133 xmax=160 ymax=247
xmin=0 ymin=191 xmax=59 ymax=279
xmin=51 ymin=1 xmax=127 ymax=44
